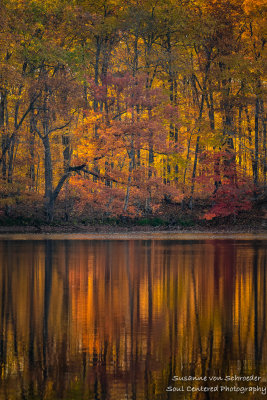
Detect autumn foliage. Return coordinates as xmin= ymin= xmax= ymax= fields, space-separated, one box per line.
xmin=0 ymin=0 xmax=266 ymax=222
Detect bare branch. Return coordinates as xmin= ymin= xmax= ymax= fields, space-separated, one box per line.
xmin=48 ymin=119 xmax=72 ymax=135
xmin=15 ymin=93 xmax=40 ymax=130
xmin=32 ymin=119 xmax=43 ymax=139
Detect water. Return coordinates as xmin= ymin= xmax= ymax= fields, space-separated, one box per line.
xmin=0 ymin=237 xmax=266 ymax=399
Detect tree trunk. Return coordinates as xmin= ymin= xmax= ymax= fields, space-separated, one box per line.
xmin=41 ymin=134 xmax=54 ymax=221
xmin=207 ymin=86 xmax=222 ymax=193
xmin=189 ymin=51 xmax=211 ymax=206
xmin=245 ymin=106 xmax=252 ymax=145
xmin=1 ymin=137 xmax=7 ymax=179
xmin=124 ymin=145 xmax=135 ymax=213
xmin=62 ymin=132 xmax=71 ymax=220
xmin=253 ymin=95 xmax=259 ymax=187
xmin=7 ymin=135 xmax=16 ymax=183
xmin=93 ymin=36 xmax=101 ymax=112
xmin=183 ymin=133 xmax=192 ymax=184
xmin=260 ymin=100 xmax=266 ymax=187
xmin=29 ymin=114 xmax=35 ymax=190
xmin=190 ymin=87 xmax=206 ymax=206
xmin=238 ymin=106 xmax=242 ymax=168
xmin=92 ymin=36 xmax=102 ymax=182
xmin=166 ymin=31 xmax=176 ymax=181
xmin=0 ymin=91 xmax=7 ymax=179
xmin=190 ymin=135 xmax=200 ymax=209
xmin=145 ymin=104 xmax=154 ymax=213
xmin=0 ymin=91 xmax=5 ymax=128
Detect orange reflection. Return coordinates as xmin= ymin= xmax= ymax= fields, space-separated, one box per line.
xmin=0 ymin=239 xmax=266 ymax=399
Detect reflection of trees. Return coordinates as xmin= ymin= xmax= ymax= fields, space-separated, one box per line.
xmin=0 ymin=239 xmax=266 ymax=399
xmin=43 ymin=240 xmax=52 ymax=383
xmin=253 ymin=241 xmax=266 ymax=376
xmin=259 ymin=248 xmax=266 ymax=369
xmin=0 ymin=242 xmax=7 ymax=372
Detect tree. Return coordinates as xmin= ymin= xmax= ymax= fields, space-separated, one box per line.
xmin=0 ymin=0 xmax=266 ymax=222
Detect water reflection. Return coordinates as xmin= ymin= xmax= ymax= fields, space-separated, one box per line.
xmin=0 ymin=239 xmax=266 ymax=399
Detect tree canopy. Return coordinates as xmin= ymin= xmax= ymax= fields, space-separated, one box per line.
xmin=0 ymin=0 xmax=266 ymax=222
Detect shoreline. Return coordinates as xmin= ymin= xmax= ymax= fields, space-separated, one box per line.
xmin=0 ymin=224 xmax=266 ymax=240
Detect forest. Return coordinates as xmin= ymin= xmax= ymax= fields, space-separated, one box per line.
xmin=0 ymin=0 xmax=266 ymax=225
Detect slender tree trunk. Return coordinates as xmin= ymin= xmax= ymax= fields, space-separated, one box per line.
xmin=101 ymin=36 xmax=110 ymax=114
xmin=29 ymin=113 xmax=35 ymax=190
xmin=92 ymin=36 xmax=102 ymax=182
xmin=190 ymin=89 xmax=205 ymax=207
xmin=245 ymin=106 xmax=252 ymax=145
xmin=94 ymin=36 xmax=101 ymax=112
xmin=0 ymin=91 xmax=7 ymax=179
xmin=189 ymin=51 xmax=212 ymax=207
xmin=0 ymin=91 xmax=5 ymax=128
xmin=207 ymin=86 xmax=222 ymax=193
xmin=174 ymin=79 xmax=178 ymax=144
xmin=124 ymin=145 xmax=135 ymax=213
xmin=41 ymin=134 xmax=54 ymax=221
xmin=221 ymin=80 xmax=238 ymax=189
xmin=183 ymin=132 xmax=193 ymax=184
xmin=62 ymin=132 xmax=71 ymax=220
xmin=5 ymin=62 xmax=28 ymax=183
xmin=1 ymin=137 xmax=7 ymax=179
xmin=42 ymin=134 xmax=53 ymax=199
xmin=166 ymin=31 xmax=177 ymax=182
xmin=208 ymin=89 xmax=215 ymax=131
xmin=260 ymin=100 xmax=266 ymax=187
xmin=238 ymin=106 xmax=242 ymax=168
xmin=133 ymin=33 xmax=138 ymax=77
xmin=254 ymin=95 xmax=260 ymax=187
xmin=133 ymin=35 xmax=141 ymax=169
xmin=146 ymin=105 xmax=154 ymax=213
xmin=190 ymin=135 xmax=200 ymax=208
xmin=7 ymin=135 xmax=16 ymax=183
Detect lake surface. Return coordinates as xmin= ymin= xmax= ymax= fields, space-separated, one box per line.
xmin=0 ymin=237 xmax=266 ymax=399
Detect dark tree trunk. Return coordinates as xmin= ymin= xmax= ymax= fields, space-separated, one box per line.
xmin=0 ymin=91 xmax=7 ymax=179
xmin=124 ymin=143 xmax=135 ymax=212
xmin=260 ymin=100 xmax=266 ymax=186
xmin=62 ymin=132 xmax=71 ymax=220
xmin=7 ymin=135 xmax=16 ymax=183
xmin=190 ymin=83 xmax=206 ymax=206
xmin=238 ymin=106 xmax=242 ymax=168
xmin=41 ymin=134 xmax=54 ymax=221
xmin=245 ymin=106 xmax=252 ymax=145
xmin=94 ymin=36 xmax=101 ymax=113
xmin=29 ymin=113 xmax=36 ymax=190
xmin=0 ymin=91 xmax=5 ymax=128
xmin=42 ymin=134 xmax=53 ymax=199
xmin=254 ymin=95 xmax=259 ymax=187
xmin=190 ymin=135 xmax=200 ymax=207
xmin=166 ymin=31 xmax=179 ymax=182
xmin=92 ymin=36 xmax=102 ymax=182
